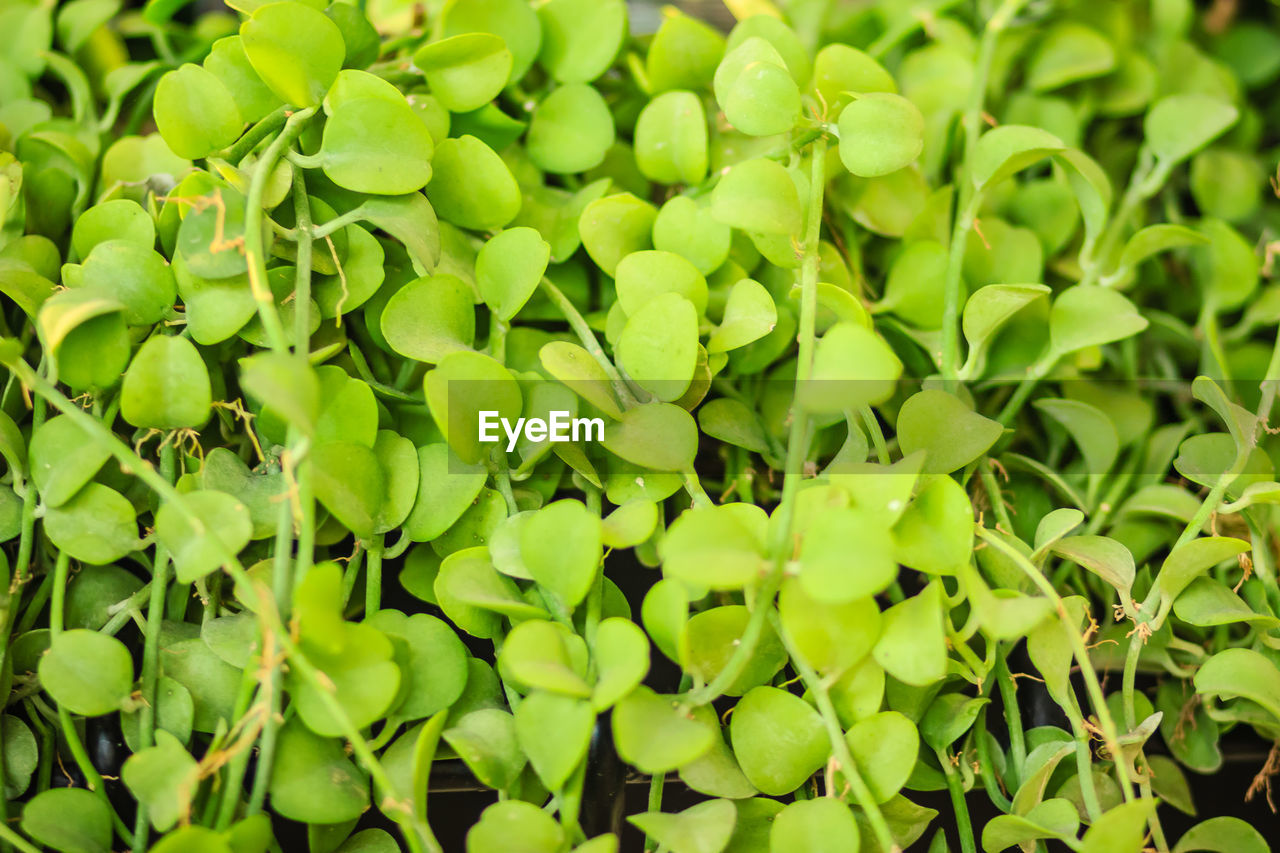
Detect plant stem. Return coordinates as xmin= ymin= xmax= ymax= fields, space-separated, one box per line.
xmin=681 ymin=138 xmax=828 ymax=709
xmin=976 ymin=527 xmax=1135 ymax=801
xmin=244 ymin=108 xmax=316 ymax=356
xmin=537 ymin=276 xmax=639 ymax=408
xmin=993 ymin=657 xmax=1026 ymax=789
xmin=365 ymin=534 xmax=383 ymax=618
xmin=771 ymin=610 xmax=898 ymax=853
xmin=940 ymin=750 xmax=976 ymax=853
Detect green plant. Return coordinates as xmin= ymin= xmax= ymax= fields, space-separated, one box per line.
xmin=0 ymin=0 xmax=1279 ymax=852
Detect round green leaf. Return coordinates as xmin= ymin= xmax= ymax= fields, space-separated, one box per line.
xmin=1145 ymin=94 xmax=1239 ymax=165
xmin=413 ymin=33 xmax=512 ymax=113
xmin=618 ymin=292 xmax=699 ymax=403
xmin=39 ymin=629 xmax=134 ymax=716
xmin=527 ymin=83 xmax=614 ymax=174
xmin=320 ymin=95 xmax=433 ymax=194
xmin=44 ymin=483 xmax=138 ymax=565
xmin=477 ymin=227 xmax=550 ymax=321
xmin=382 ymin=273 xmax=476 ymax=363
xmin=770 ymin=798 xmax=860 ymax=853
xmin=426 ymin=135 xmax=521 ymax=232
xmin=710 ymin=158 xmax=802 ymax=236
xmin=241 ymin=1 xmax=345 ymax=107
xmin=71 ymin=199 xmax=154 ymax=259
xmin=730 ymin=686 xmax=829 ymax=796
xmin=536 ymin=0 xmax=626 ymax=83
xmin=613 ymin=685 xmax=715 ymax=774
xmin=467 ymin=800 xmax=565 ymax=853
xmin=121 ymin=335 xmax=212 ymax=430
xmin=520 ymin=499 xmax=601 ymax=608
xmin=21 ymin=788 xmax=111 ymax=853
xmin=154 ymin=63 xmax=243 ymax=159
xmin=269 ymin=719 xmax=369 ymax=824
xmin=634 ymin=91 xmax=708 ymax=186
xmin=155 ymin=490 xmax=253 ymax=583
xmin=602 ymin=403 xmax=698 ymax=472
xmin=837 ymin=93 xmax=923 ymax=177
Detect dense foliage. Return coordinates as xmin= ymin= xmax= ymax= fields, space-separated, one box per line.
xmin=0 ymin=0 xmax=1279 ymax=851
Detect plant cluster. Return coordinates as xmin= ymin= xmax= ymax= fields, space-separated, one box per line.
xmin=0 ymin=0 xmax=1279 ymax=851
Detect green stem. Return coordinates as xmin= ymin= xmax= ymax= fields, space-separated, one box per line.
xmin=644 ymin=772 xmax=664 ymax=853
xmin=365 ymin=534 xmax=383 ymax=618
xmin=244 ymin=108 xmax=317 ymax=356
xmin=1062 ymin=696 xmax=1104 ymax=822
xmin=976 ymin=527 xmax=1135 ymax=801
xmin=940 ymin=750 xmax=977 ymax=853
xmin=133 ymin=442 xmax=176 ymax=852
xmin=221 ymin=105 xmax=290 ymax=166
xmin=994 ymin=658 xmax=1026 ymax=790
xmin=772 ymin=611 xmax=898 ymax=853
xmin=537 ymin=276 xmax=639 ymax=408
xmin=681 ymin=138 xmax=828 ymax=709
xmin=0 ymin=822 xmax=40 ymax=853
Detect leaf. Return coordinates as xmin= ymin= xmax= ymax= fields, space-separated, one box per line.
xmin=366 ymin=610 xmax=467 ymax=719
xmin=680 ymin=605 xmax=786 ymax=697
xmin=602 ymin=403 xmax=699 ymax=472
xmin=467 ymin=800 xmax=565 ymax=853
xmin=424 ymin=350 xmax=522 ymax=464
xmin=1034 ymin=397 xmax=1119 ymax=475
xmin=1145 ymin=94 xmax=1238 ymax=165
xmin=799 ymin=507 xmax=897 ymax=600
xmin=838 ymin=93 xmax=924 ymax=177
xmin=122 ymin=335 xmax=213 ymax=430
xmin=697 ymin=398 xmax=770 ymax=455
xmin=708 ymin=279 xmax=776 ymax=353
xmin=290 ymin=622 xmax=400 ymax=736
xmin=872 ymin=581 xmax=947 ymax=686
xmin=477 ymin=227 xmax=550 ymax=321
xmin=444 ymin=708 xmax=526 ymax=790
xmin=1051 ymin=535 xmax=1135 ymax=596
xmin=44 ymin=483 xmax=139 ymax=565
xmin=1194 ymin=647 xmax=1280 ymax=723
xmin=592 ymin=618 xmax=650 ymax=710
xmin=38 ymin=630 xmax=133 ymax=716
xmin=403 ymin=444 xmax=487 ymax=541
xmin=155 ymin=491 xmax=253 ymax=583
xmin=846 ymin=711 xmax=919 ymax=803
xmin=730 ymin=686 xmax=829 ymax=796
xmin=896 ymin=389 xmax=1002 ymax=474
xmin=1116 ymin=224 xmax=1208 ymax=273
xmin=960 ymin=284 xmax=1050 ymax=376
xmin=1156 ymin=537 xmax=1251 ymax=614
xmin=1026 ymin=23 xmax=1116 ymax=91
xmin=499 ymin=619 xmax=591 ymax=697
xmin=527 ymin=83 xmax=615 ymax=174
xmin=634 ymin=91 xmax=709 ymax=186
xmin=241 ymin=1 xmax=344 ymax=107
xmin=679 ymin=706 xmax=757 ymax=800
xmin=892 ymin=476 xmax=975 ymax=574
xmin=614 ymin=249 xmax=708 ymax=316
xmin=778 ymin=579 xmax=880 ymax=677
xmin=981 ymin=798 xmax=1079 ymax=852
xmin=1173 ymin=578 xmax=1280 ymax=628
xmin=321 ymin=96 xmax=433 ymax=194
xmin=269 ymin=719 xmax=368 ymax=824
xmin=521 ymin=499 xmax=601 ymax=608
xmin=1047 ymin=284 xmax=1148 ymax=359
xmin=514 ymin=692 xmax=593 ymax=791
xmin=613 ymin=686 xmax=715 ymax=773
xmin=663 ymin=504 xmax=767 ymax=590
xmin=618 ymin=292 xmax=699 ymax=402
xmin=971 ymin=125 xmax=1065 ymax=191
xmin=426 ymin=135 xmax=521 ymax=232
xmin=711 ymin=158 xmax=802 ymax=236
xmin=29 ymin=414 xmax=109 ymax=508
xmin=629 ymin=800 xmax=736 ymax=853
xmin=536 ymin=0 xmax=627 ymax=83
xmin=311 ymin=441 xmax=385 ymax=539
xmin=770 ymin=798 xmax=860 ymax=853
xmin=797 ymin=322 xmax=902 ymax=413
xmin=653 ymin=195 xmax=731 ymax=276
xmin=413 ymin=33 xmax=511 ymax=113
xmin=538 ymin=341 xmax=623 ymax=420
xmin=1173 ymin=817 xmax=1269 ymax=853
xmin=1032 ymin=508 xmax=1085 ymax=555
xmin=1080 ymin=800 xmax=1155 ymax=853
xmin=122 ymin=730 xmax=199 ymax=832
xmin=154 ymin=64 xmax=242 ymax=160
xmin=21 ymin=788 xmax=112 ymax=853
